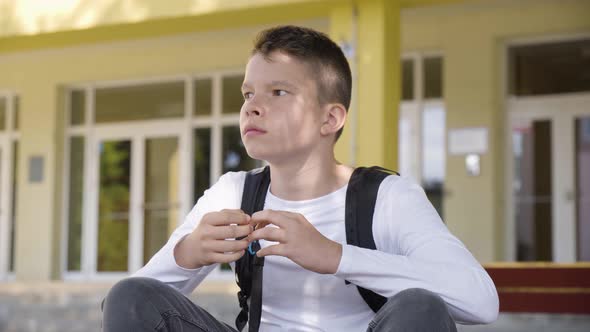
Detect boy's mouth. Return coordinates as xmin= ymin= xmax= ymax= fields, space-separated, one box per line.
xmin=243 ymin=125 xmax=267 ymax=136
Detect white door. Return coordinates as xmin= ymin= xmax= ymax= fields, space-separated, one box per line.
xmin=85 ymin=123 xmax=185 ymax=277
xmin=508 ymin=94 xmax=590 ymax=262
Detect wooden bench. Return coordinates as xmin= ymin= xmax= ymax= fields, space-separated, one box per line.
xmin=484 ymin=263 xmax=590 ymax=314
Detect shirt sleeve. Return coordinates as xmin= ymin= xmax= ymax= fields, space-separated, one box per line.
xmin=133 ymin=171 xmax=246 ymax=295
xmin=333 ymin=175 xmax=499 ymax=325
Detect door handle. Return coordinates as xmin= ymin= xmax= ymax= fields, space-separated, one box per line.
xmin=565 ymin=190 xmax=576 ymax=202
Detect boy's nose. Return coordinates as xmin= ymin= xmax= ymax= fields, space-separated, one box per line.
xmin=246 ymin=108 xmax=261 ymax=116
xmin=244 ymin=101 xmax=264 ymax=117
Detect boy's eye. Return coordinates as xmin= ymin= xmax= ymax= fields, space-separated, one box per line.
xmin=243 ymin=92 xmax=253 ymax=100
xmin=273 ymin=90 xmax=287 ymax=96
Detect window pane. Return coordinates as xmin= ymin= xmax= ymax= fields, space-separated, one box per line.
xmin=423 ymin=57 xmax=443 ymax=99
xmin=70 ymin=90 xmax=85 ymax=125
xmin=95 ymin=82 xmax=184 ymax=123
xmin=13 ymin=97 xmax=19 ymax=130
xmin=398 ymin=105 xmax=420 ymax=182
xmin=421 ymin=105 xmax=445 ymax=217
xmin=576 ymin=117 xmax=590 ymax=261
xmin=0 ymin=97 xmax=6 ymax=131
xmin=67 ymin=137 xmax=84 ymax=271
xmin=144 ymin=137 xmax=179 ymax=265
xmin=194 ymin=79 xmax=212 ymax=116
xmin=194 ymin=128 xmax=211 ymax=203
xmin=222 ymin=126 xmax=258 ymax=173
xmin=513 ymin=119 xmax=553 ymax=261
xmin=97 ymin=140 xmax=131 ymax=272
xmin=402 ymin=59 xmax=414 ymax=101
xmin=509 ymin=39 xmax=590 ymax=96
xmin=9 ymin=141 xmax=18 ymax=272
xmin=222 ymin=75 xmax=244 ymax=114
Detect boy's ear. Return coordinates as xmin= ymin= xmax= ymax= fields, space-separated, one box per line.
xmin=320 ymin=103 xmax=347 ymax=137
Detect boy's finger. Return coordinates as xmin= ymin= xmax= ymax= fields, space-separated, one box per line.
xmin=211 ymin=239 xmax=250 ymax=253
xmin=251 ymin=210 xmax=290 ymax=228
xmin=209 ymin=251 xmax=246 ymax=264
xmin=219 ymin=209 xmax=246 ymax=214
xmin=256 ymin=244 xmax=285 ymax=258
xmin=248 ymin=227 xmax=285 ymax=243
xmin=208 ymin=212 xmax=251 ymax=226
xmin=208 ymin=224 xmax=253 ymax=240
xmin=250 ymin=220 xmax=271 ymax=230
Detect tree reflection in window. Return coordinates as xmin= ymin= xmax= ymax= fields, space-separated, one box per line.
xmin=97 ymin=141 xmax=131 ymax=272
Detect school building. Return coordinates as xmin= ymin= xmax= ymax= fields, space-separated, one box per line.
xmin=0 ymin=0 xmax=589 ymax=327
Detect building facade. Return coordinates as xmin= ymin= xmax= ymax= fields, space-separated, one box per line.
xmin=0 ymin=0 xmax=589 ymax=286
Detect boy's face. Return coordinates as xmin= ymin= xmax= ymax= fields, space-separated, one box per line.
xmin=240 ymin=51 xmax=325 ymax=163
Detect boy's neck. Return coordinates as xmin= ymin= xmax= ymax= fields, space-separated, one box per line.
xmin=267 ymin=156 xmax=353 ymax=201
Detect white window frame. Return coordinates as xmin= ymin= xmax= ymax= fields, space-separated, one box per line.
xmin=503 ymin=32 xmax=590 ymax=262
xmin=61 ymin=70 xmax=247 ymax=281
xmin=0 ymin=91 xmax=20 ymax=281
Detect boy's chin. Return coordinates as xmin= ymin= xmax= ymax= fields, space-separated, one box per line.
xmin=244 ymin=148 xmax=279 ymax=164
xmin=243 ymin=147 xmax=267 ymax=162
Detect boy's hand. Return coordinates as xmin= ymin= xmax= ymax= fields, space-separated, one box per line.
xmin=247 ymin=210 xmax=342 ymax=274
xmin=174 ymin=209 xmax=252 ymax=269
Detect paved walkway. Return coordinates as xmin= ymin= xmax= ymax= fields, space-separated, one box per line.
xmin=1 ymin=281 xmax=589 ymax=332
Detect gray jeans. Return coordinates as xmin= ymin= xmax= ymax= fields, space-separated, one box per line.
xmin=102 ymin=277 xmax=457 ymax=332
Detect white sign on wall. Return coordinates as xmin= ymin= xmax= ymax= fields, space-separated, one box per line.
xmin=448 ymin=127 xmax=488 ymax=155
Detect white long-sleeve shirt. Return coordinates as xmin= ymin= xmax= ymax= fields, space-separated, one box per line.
xmin=135 ymin=171 xmax=499 ymax=331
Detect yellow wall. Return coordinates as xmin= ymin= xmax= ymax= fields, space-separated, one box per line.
xmin=332 ymin=0 xmax=400 ymax=169
xmin=0 ymin=0 xmax=336 ymax=37
xmin=0 ymin=0 xmax=463 ymax=39
xmin=401 ymin=0 xmax=590 ymax=262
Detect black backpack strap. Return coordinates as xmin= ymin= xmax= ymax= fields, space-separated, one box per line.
xmin=345 ymin=166 xmax=398 ymax=312
xmin=235 ymin=166 xmax=270 ymax=332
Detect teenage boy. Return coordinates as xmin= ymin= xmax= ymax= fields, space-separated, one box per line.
xmin=102 ymin=25 xmax=498 ymax=332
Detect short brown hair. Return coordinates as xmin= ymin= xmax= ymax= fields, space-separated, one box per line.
xmin=252 ymin=25 xmax=352 ymax=141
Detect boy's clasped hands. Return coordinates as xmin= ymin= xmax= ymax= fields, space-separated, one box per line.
xmin=181 ymin=209 xmax=342 ymax=275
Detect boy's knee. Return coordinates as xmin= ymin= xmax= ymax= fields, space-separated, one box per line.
xmin=102 ymin=278 xmax=165 ymax=330
xmin=384 ymin=288 xmax=453 ymax=322
xmin=373 ymin=288 xmax=456 ymax=332
xmin=387 ymin=288 xmax=446 ymax=313
xmin=104 ymin=277 xmax=161 ymax=307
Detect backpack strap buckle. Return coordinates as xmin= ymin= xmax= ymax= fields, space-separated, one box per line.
xmin=237 ymin=290 xmax=249 ymax=311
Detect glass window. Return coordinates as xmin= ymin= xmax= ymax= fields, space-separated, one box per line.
xmin=509 ymin=39 xmax=590 ymax=96
xmin=0 ymin=97 xmax=6 ymax=131
xmin=70 ymin=90 xmax=85 ymax=125
xmin=424 ymin=57 xmax=443 ymax=99
xmin=576 ymin=117 xmax=590 ymax=261
xmin=222 ymin=126 xmax=258 ymax=173
xmin=9 ymin=141 xmax=18 ymax=272
xmin=194 ymin=79 xmax=212 ymax=116
xmin=402 ymin=59 xmax=414 ymax=101
xmin=95 ymin=81 xmax=184 ymax=123
xmin=421 ymin=105 xmax=446 ymax=216
xmin=193 ymin=128 xmax=211 ymax=203
xmin=143 ymin=137 xmax=179 ymax=265
xmin=97 ymin=140 xmax=131 ymax=272
xmin=398 ymin=109 xmax=413 ymax=178
xmin=13 ymin=97 xmax=19 ymax=130
xmin=398 ymin=54 xmax=446 ymax=218
xmin=513 ymin=119 xmax=553 ymax=261
xmin=222 ymin=75 xmax=244 ymax=114
xmin=67 ymin=137 xmax=84 ymax=271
